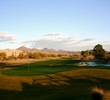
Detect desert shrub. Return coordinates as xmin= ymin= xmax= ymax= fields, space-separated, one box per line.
xmin=0 ymin=52 xmax=6 ymax=61
xmin=8 ymin=54 xmax=17 ymax=60
xmin=57 ymin=54 xmax=63 ymax=57
xmin=18 ymin=52 xmax=29 ymax=59
xmin=91 ymin=87 xmax=110 ymax=100
xmin=28 ymin=52 xmax=48 ymax=59
xmin=49 ymin=54 xmax=57 ymax=57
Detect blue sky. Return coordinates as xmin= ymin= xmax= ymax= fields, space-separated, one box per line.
xmin=0 ymin=0 xmax=110 ymax=51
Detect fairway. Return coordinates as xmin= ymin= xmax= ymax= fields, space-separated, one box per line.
xmin=0 ymin=58 xmax=110 ymax=100
xmin=0 ymin=69 xmax=110 ymax=100
xmin=1 ymin=58 xmax=110 ymax=76
xmin=1 ymin=58 xmax=81 ymax=76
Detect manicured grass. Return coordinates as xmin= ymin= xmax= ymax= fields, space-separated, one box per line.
xmin=0 ymin=57 xmax=110 ymax=100
xmin=1 ymin=58 xmax=110 ymax=76
xmin=0 ymin=69 xmax=110 ymax=100
xmin=1 ymin=58 xmax=80 ymax=76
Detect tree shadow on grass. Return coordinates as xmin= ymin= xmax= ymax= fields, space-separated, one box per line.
xmin=1 ymin=74 xmax=110 ymax=100
xmin=0 ymin=89 xmax=21 ymax=100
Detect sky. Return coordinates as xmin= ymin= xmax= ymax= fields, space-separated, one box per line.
xmin=0 ymin=0 xmax=110 ymax=51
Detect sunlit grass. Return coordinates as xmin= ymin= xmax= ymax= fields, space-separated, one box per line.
xmin=0 ymin=59 xmax=110 ymax=100
xmin=1 ymin=58 xmax=80 ymax=76
xmin=1 ymin=58 xmax=110 ymax=76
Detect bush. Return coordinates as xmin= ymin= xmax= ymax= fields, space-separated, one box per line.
xmin=91 ymin=87 xmax=110 ymax=100
xmin=8 ymin=55 xmax=17 ymax=60
xmin=0 ymin=52 xmax=6 ymax=61
xmin=28 ymin=52 xmax=48 ymax=59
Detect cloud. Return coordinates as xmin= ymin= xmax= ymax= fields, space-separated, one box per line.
xmin=73 ymin=38 xmax=96 ymax=46
xmin=80 ymin=38 xmax=96 ymax=42
xmin=22 ymin=32 xmax=94 ymax=50
xmin=42 ymin=32 xmax=67 ymax=37
xmin=22 ymin=32 xmax=110 ymax=51
xmin=22 ymin=32 xmax=74 ymax=49
xmin=22 ymin=37 xmax=75 ymax=50
xmin=0 ymin=32 xmax=17 ymax=43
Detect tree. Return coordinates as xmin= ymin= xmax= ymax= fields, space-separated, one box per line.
xmin=92 ymin=44 xmax=106 ymax=59
xmin=81 ymin=50 xmax=90 ymax=59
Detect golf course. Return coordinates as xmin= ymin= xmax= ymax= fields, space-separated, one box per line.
xmin=0 ymin=58 xmax=110 ymax=100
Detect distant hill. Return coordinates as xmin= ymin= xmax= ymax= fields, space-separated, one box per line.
xmin=16 ymin=46 xmax=80 ymax=54
xmin=16 ymin=46 xmax=31 ymax=52
xmin=16 ymin=46 xmax=39 ymax=52
xmin=41 ymin=48 xmax=57 ymax=53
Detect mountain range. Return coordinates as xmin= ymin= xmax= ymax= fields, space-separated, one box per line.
xmin=16 ymin=46 xmax=79 ymax=54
